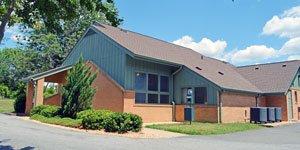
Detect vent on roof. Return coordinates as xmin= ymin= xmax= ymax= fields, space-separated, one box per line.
xmin=282 ymin=64 xmax=287 ymax=67
xmin=255 ymin=67 xmax=259 ymax=70
xmin=218 ymin=71 xmax=224 ymax=75
xmin=200 ymin=55 xmax=204 ymax=59
xmin=195 ymin=67 xmax=202 ymax=71
xmin=120 ymin=28 xmax=128 ymax=33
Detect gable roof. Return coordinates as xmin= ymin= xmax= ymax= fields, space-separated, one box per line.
xmin=237 ymin=60 xmax=300 ymax=94
xmin=22 ymin=65 xmax=72 ymax=82
xmin=92 ymin=23 xmax=261 ymax=93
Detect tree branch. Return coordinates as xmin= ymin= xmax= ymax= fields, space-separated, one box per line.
xmin=0 ymin=0 xmax=16 ymax=43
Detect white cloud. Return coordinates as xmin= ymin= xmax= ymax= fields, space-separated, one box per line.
xmin=283 ymin=6 xmax=300 ymax=17
xmin=172 ymin=36 xmax=227 ymax=58
xmin=231 ymin=45 xmax=276 ymax=63
xmin=287 ymin=55 xmax=300 ymax=60
xmin=280 ymin=37 xmax=300 ymax=55
xmin=262 ymin=6 xmax=300 ymax=38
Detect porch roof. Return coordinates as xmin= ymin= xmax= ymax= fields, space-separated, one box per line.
xmin=22 ymin=65 xmax=72 ymax=82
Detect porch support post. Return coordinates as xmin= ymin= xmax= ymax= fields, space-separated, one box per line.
xmin=35 ymin=78 xmax=45 ymax=105
xmin=25 ymin=81 xmax=34 ymax=114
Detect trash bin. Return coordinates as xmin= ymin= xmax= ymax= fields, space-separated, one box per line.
xmin=250 ymin=107 xmax=267 ymax=123
xmin=267 ymin=107 xmax=275 ymax=122
xmin=184 ymin=107 xmax=194 ymax=121
xmin=275 ymin=107 xmax=282 ymax=122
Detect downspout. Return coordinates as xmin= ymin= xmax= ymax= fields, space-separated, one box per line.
xmin=171 ymin=66 xmax=183 ymax=122
xmin=255 ymin=94 xmax=260 ymax=107
xmin=217 ymin=89 xmax=223 ymax=124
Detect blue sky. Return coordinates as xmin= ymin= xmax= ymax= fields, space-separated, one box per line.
xmin=2 ymin=0 xmax=300 ymax=66
xmin=115 ymin=0 xmax=300 ymax=66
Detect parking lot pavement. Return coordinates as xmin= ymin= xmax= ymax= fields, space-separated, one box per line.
xmin=1 ymin=114 xmax=300 ymax=150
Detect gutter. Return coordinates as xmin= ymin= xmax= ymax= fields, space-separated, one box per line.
xmin=171 ymin=65 xmax=183 ymax=122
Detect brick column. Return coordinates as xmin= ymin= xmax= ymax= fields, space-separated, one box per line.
xmin=35 ymin=78 xmax=45 ymax=106
xmin=25 ymin=81 xmax=34 ymax=114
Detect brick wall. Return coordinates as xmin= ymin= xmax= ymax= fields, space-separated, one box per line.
xmin=221 ymin=92 xmax=256 ymax=107
xmin=123 ymin=91 xmax=173 ymax=123
xmin=264 ymin=95 xmax=288 ymax=121
xmin=221 ymin=92 xmax=256 ymax=123
xmin=291 ymin=89 xmax=300 ymax=120
xmin=87 ymin=62 xmax=124 ymax=112
xmin=43 ymin=94 xmax=61 ymax=106
xmin=175 ymin=105 xmax=218 ymax=122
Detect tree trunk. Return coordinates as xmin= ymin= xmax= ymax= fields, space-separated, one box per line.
xmin=0 ymin=0 xmax=16 ymax=43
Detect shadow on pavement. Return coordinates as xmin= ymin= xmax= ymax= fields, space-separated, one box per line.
xmin=0 ymin=139 xmax=35 ymax=150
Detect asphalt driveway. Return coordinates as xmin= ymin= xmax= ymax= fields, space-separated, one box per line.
xmin=0 ymin=113 xmax=299 ymax=150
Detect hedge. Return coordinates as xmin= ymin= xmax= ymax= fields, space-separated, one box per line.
xmin=30 ymin=105 xmax=143 ymax=133
xmin=76 ymin=109 xmax=113 ymax=130
xmin=30 ymin=105 xmax=60 ymax=117
xmin=77 ymin=109 xmax=143 ymax=133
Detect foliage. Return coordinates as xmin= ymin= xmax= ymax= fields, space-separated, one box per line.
xmin=61 ymin=56 xmax=97 ymax=118
xmin=0 ymin=48 xmax=38 ymax=91
xmin=0 ymin=98 xmax=14 ymax=113
xmin=30 ymin=114 xmax=82 ymax=128
xmin=23 ymin=0 xmax=122 ymax=70
xmin=30 ymin=105 xmax=60 ymax=118
xmin=146 ymin=122 xmax=262 ymax=135
xmin=39 ymin=105 xmax=60 ymax=118
xmin=0 ymin=84 xmax=10 ymax=98
xmin=0 ymin=0 xmax=122 ymax=43
xmin=43 ymin=86 xmax=57 ymax=98
xmin=76 ymin=109 xmax=113 ymax=130
xmin=13 ymin=82 xmax=26 ymax=113
xmin=103 ymin=113 xmax=143 ymax=133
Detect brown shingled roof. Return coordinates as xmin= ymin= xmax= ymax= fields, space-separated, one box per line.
xmin=237 ymin=60 xmax=300 ymax=94
xmin=92 ymin=23 xmax=261 ymax=93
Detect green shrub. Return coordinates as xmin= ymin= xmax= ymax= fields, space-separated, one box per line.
xmin=14 ymin=83 xmax=26 ymax=113
xmin=30 ymin=105 xmax=60 ymax=117
xmin=0 ymin=84 xmax=10 ymax=98
xmin=40 ymin=105 xmax=60 ymax=117
xmin=77 ymin=109 xmax=113 ymax=130
xmin=31 ymin=114 xmax=82 ymax=128
xmin=14 ymin=93 xmax=26 ymax=114
xmin=103 ymin=113 xmax=143 ymax=133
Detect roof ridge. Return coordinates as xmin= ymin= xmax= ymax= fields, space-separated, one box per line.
xmin=94 ymin=22 xmax=234 ymax=66
xmin=237 ymin=60 xmax=300 ymax=68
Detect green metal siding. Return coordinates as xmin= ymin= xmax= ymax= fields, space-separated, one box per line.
xmin=63 ymin=31 xmax=126 ymax=87
xmin=125 ymin=55 xmax=177 ymax=101
xmin=291 ymin=69 xmax=300 ymax=88
xmin=173 ymin=66 xmax=220 ymax=105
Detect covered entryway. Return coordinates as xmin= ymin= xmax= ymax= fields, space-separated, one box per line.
xmin=24 ymin=66 xmax=72 ymax=114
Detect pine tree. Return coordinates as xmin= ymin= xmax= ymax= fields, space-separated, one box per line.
xmin=61 ymin=56 xmax=97 ymax=118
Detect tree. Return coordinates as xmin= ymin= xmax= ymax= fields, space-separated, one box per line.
xmin=0 ymin=48 xmax=38 ymax=91
xmin=0 ymin=0 xmax=122 ymax=43
xmin=25 ymin=0 xmax=122 ymax=70
xmin=61 ymin=56 xmax=97 ymax=118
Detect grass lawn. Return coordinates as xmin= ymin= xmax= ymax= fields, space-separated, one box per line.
xmin=30 ymin=114 xmax=82 ymax=128
xmin=0 ymin=98 xmax=14 ymax=113
xmin=146 ymin=122 xmax=262 ymax=135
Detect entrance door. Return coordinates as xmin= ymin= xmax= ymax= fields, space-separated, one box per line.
xmin=287 ymin=91 xmax=293 ymax=120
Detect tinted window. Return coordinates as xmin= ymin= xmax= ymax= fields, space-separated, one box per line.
xmin=160 ymin=76 xmax=169 ymax=92
xmin=148 ymin=94 xmax=158 ymax=103
xmin=160 ymin=94 xmax=169 ymax=104
xmin=135 ymin=93 xmax=146 ymax=103
xmin=194 ymin=87 xmax=207 ymax=104
xmin=135 ymin=72 xmax=146 ymax=90
xmin=148 ymin=74 xmax=158 ymax=91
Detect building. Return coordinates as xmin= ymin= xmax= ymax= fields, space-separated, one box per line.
xmin=23 ymin=23 xmax=300 ymax=123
